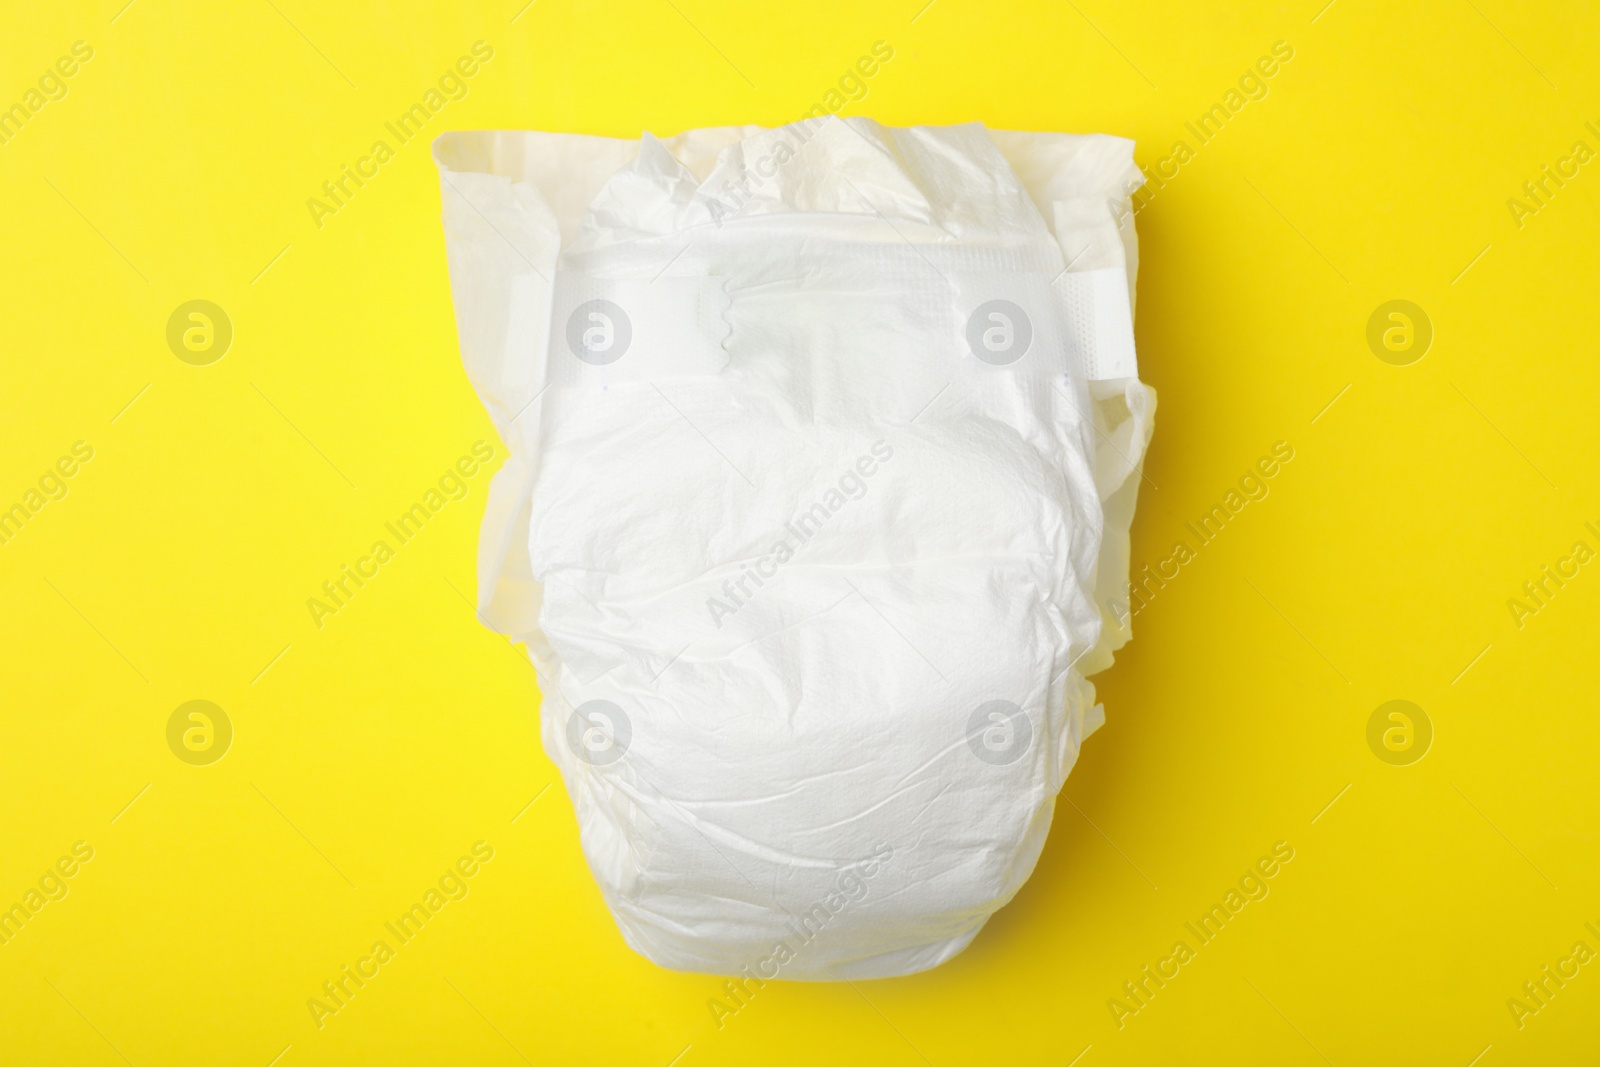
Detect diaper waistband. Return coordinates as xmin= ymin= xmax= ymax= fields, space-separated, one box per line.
xmin=544 ymin=265 xmax=1136 ymax=386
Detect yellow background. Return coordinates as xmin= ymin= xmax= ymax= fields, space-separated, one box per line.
xmin=3 ymin=0 xmax=1598 ymax=1063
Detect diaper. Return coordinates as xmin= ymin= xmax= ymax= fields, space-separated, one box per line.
xmin=432 ymin=117 xmax=1155 ymax=980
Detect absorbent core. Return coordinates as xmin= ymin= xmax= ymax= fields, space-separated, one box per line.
xmin=432 ymin=117 xmax=1156 ymax=981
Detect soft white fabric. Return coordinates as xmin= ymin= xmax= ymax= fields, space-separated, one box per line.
xmin=432 ymin=118 xmax=1155 ymax=980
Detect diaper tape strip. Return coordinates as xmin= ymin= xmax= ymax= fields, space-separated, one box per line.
xmin=547 ymin=274 xmax=732 ymax=386
xmin=952 ymin=267 xmax=1139 ymax=382
xmin=546 ymin=266 xmax=1137 ymax=384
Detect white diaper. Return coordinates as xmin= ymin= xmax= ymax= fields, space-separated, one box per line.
xmin=433 ymin=117 xmax=1154 ymax=980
